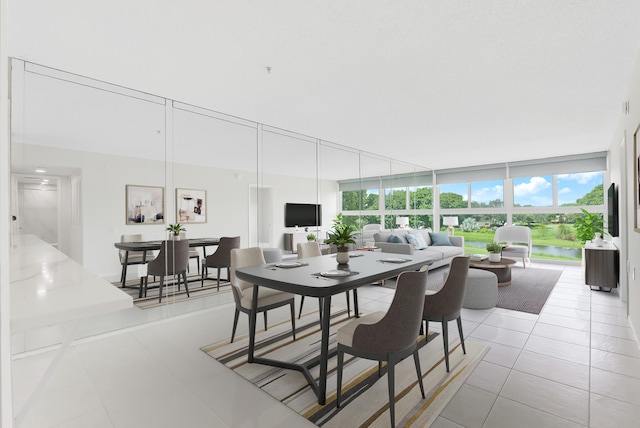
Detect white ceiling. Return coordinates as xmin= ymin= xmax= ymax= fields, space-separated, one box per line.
xmin=8 ymin=0 xmax=640 ymax=171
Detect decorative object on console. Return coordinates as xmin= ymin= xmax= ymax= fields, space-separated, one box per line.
xmin=306 ymin=233 xmax=316 ymax=242
xmin=396 ymin=216 xmax=409 ymax=229
xmin=325 ymin=213 xmax=356 ymax=265
xmin=166 ymin=223 xmax=186 ymax=237
xmin=486 ymin=242 xmax=503 ymax=262
xmin=442 ymin=216 xmax=459 ymax=236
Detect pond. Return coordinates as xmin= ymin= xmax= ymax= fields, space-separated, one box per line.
xmin=466 ymin=241 xmax=582 ymax=259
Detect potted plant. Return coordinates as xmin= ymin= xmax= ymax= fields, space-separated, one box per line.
xmin=574 ymin=208 xmax=604 ymax=245
xmin=325 ymin=214 xmax=356 ymax=264
xmin=306 ymin=233 xmax=316 ymax=242
xmin=486 ymin=242 xmax=503 ymax=262
xmin=166 ymin=223 xmax=186 ymax=238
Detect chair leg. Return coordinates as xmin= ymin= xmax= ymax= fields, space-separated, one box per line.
xmin=413 ymin=348 xmax=425 ymax=399
xmin=457 ymin=316 xmax=466 ymax=355
xmin=289 ymin=301 xmax=296 ymax=340
xmin=183 ymin=272 xmax=190 ymax=297
xmin=201 ymin=263 xmax=206 ymax=287
xmin=230 ymin=308 xmax=240 ymax=343
xmin=298 ymin=296 xmax=306 ymax=319
xmin=120 ymin=264 xmax=127 ymax=287
xmin=217 ymin=267 xmax=221 ymax=291
xmin=442 ymin=319 xmax=450 ymax=372
xmin=158 ymin=276 xmax=165 ymax=303
xmin=263 ymin=311 xmax=268 ymax=331
xmin=387 ymin=357 xmax=396 ymax=428
xmin=336 ymin=349 xmax=344 ymax=408
xmin=345 ymin=291 xmax=351 ymax=317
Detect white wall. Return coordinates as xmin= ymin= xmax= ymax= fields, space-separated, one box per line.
xmin=608 ymin=49 xmax=640 ymax=340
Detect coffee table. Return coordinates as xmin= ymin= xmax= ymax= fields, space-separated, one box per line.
xmin=468 ymin=257 xmax=516 ymax=286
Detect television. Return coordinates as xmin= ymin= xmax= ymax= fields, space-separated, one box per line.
xmin=285 ymin=203 xmax=322 ymax=228
xmin=607 ymin=183 xmax=619 ymax=237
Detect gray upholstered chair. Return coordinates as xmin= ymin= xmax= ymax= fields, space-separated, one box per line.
xmin=179 ymin=232 xmax=200 ymax=272
xmin=336 ymin=266 xmax=428 ymax=427
xmin=296 ymin=242 xmax=358 ymax=319
xmin=145 ymin=239 xmax=190 ymax=303
xmin=494 ymin=225 xmax=532 ymax=268
xmin=118 ymin=234 xmax=154 ymax=288
xmin=422 ymin=255 xmax=470 ymax=372
xmin=230 ymin=247 xmax=296 ymax=343
xmin=201 ymin=236 xmax=241 ymax=290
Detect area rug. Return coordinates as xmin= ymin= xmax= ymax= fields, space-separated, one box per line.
xmin=496 ymin=267 xmax=562 ymax=314
xmin=201 ymin=309 xmax=488 ymax=427
xmin=113 ymin=274 xmax=232 ymax=309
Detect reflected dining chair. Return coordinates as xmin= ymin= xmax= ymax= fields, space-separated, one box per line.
xmin=145 ymin=239 xmax=190 ymax=303
xmin=422 ymin=255 xmax=470 ymax=372
xmin=494 ymin=225 xmax=532 ymax=268
xmin=336 ymin=266 xmax=428 ymax=427
xmin=179 ymin=232 xmax=200 ymax=273
xmin=201 ymin=236 xmax=241 ymax=290
xmin=230 ymin=247 xmax=296 ymax=343
xmin=118 ymin=234 xmax=154 ymax=288
xmin=296 ymin=241 xmax=358 ymax=319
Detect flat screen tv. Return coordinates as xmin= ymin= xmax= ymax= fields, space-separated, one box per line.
xmin=285 ymin=203 xmax=322 ymax=228
xmin=607 ymin=183 xmax=619 ymax=237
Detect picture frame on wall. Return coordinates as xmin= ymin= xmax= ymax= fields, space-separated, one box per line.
xmin=126 ymin=185 xmax=165 ymax=225
xmin=635 ymin=124 xmax=640 ymax=232
xmin=176 ymin=188 xmax=207 ymax=223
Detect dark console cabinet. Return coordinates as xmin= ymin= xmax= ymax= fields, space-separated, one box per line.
xmin=584 ymin=242 xmax=619 ymax=290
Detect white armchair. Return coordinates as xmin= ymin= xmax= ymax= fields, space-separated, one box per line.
xmin=494 ymin=225 xmax=532 ymax=268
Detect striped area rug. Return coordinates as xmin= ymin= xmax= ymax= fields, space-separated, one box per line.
xmin=201 ymin=309 xmax=488 ymax=427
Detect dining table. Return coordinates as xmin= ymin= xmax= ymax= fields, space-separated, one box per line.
xmin=235 ymin=250 xmax=435 ymax=405
xmin=114 ymin=237 xmax=220 ymax=297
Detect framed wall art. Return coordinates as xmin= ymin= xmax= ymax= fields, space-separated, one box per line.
xmin=126 ymin=185 xmax=165 ymax=225
xmin=176 ymin=188 xmax=207 ymax=223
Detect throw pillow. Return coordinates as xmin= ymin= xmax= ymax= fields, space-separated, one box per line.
xmin=389 ymin=234 xmax=405 ymax=244
xmin=429 ymin=232 xmax=452 ymax=246
xmin=405 ymin=233 xmax=428 ymax=250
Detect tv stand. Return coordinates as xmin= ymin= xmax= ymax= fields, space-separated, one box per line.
xmin=284 ymin=230 xmax=324 ymax=253
xmin=584 ymin=242 xmax=619 ymax=291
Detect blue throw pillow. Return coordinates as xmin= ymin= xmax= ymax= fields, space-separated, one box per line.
xmin=389 ymin=234 xmax=405 ymax=244
xmin=429 ymin=232 xmax=452 ymax=246
xmin=405 ymin=233 xmax=428 ymax=250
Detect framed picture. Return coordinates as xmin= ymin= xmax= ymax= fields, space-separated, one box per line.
xmin=176 ymin=188 xmax=207 ymax=223
xmin=126 ymin=185 xmax=165 ymax=225
xmin=635 ymin=124 xmax=640 ymax=232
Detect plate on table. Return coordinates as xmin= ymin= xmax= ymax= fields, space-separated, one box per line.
xmin=381 ymin=258 xmax=409 ymax=263
xmin=320 ymin=270 xmax=351 ymax=278
xmin=349 ymin=252 xmax=364 ymax=257
xmin=275 ymin=262 xmax=303 ymax=268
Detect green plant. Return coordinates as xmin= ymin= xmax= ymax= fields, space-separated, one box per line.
xmin=166 ymin=223 xmax=186 ymax=235
xmin=573 ymin=209 xmax=603 ymax=244
xmin=306 ymin=233 xmax=316 ymax=241
xmin=325 ymin=213 xmax=356 ymax=249
xmin=486 ymin=242 xmax=503 ymax=253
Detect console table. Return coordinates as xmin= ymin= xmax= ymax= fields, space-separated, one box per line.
xmin=584 ymin=241 xmax=619 ymax=291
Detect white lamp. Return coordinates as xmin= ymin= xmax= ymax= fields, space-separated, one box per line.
xmin=443 ymin=217 xmax=459 ymax=236
xmin=396 ymin=217 xmax=409 ymax=229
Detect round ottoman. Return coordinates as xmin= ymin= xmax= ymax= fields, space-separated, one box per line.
xmin=262 ymin=248 xmax=283 ymax=264
xmin=463 ymin=268 xmax=498 ymax=309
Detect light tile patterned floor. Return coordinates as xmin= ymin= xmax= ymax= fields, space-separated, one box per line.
xmin=10 ymin=261 xmax=640 ymax=427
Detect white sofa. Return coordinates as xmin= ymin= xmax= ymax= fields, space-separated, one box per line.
xmin=374 ymin=229 xmax=465 ymax=270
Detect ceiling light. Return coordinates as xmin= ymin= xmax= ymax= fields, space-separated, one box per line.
xmin=35 ymin=167 xmax=46 ymax=173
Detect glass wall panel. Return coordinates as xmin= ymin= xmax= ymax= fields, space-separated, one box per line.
xmin=513 ymin=176 xmax=553 ymax=207
xmin=512 ymin=213 xmax=583 ymax=260
xmin=439 ymin=183 xmax=468 ymax=208
xmin=471 ymin=180 xmax=504 ymax=208
xmin=557 ymin=172 xmax=604 ymax=206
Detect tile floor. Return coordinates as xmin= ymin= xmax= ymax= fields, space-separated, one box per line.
xmin=10 ymin=261 xmax=640 ymax=427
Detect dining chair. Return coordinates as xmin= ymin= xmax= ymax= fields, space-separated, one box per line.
xmin=230 ymin=247 xmax=296 ymax=343
xmin=179 ymin=232 xmax=200 ymax=273
xmin=336 ymin=266 xmax=428 ymax=427
xmin=201 ymin=236 xmax=241 ymax=290
xmin=118 ymin=234 xmax=154 ymax=288
xmin=296 ymin=242 xmax=358 ymax=319
xmin=145 ymin=239 xmax=190 ymax=303
xmin=422 ymin=255 xmax=470 ymax=372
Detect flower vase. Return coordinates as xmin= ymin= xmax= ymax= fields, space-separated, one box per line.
xmin=488 ymin=252 xmax=501 ymax=262
xmin=336 ymin=248 xmax=350 ymax=264
xmin=592 ymin=233 xmax=603 ymax=247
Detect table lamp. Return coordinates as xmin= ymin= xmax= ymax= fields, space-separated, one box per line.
xmin=443 ymin=217 xmax=459 ymax=236
xmin=396 ymin=217 xmax=409 ymax=229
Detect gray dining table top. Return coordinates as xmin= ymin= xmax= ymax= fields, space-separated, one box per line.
xmin=235 ymin=250 xmax=435 ymax=298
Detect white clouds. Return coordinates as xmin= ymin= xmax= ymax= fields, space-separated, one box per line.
xmin=557 ymin=172 xmax=600 ymax=184
xmin=472 ymin=185 xmax=503 ymax=203
xmin=558 ymin=186 xmax=571 ymax=194
xmin=514 ymin=176 xmax=550 ymax=197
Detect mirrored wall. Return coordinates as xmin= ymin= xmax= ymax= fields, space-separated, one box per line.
xmin=9 ymin=59 xmax=431 ymax=351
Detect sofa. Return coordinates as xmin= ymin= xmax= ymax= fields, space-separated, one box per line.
xmin=374 ymin=229 xmax=465 ymax=270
